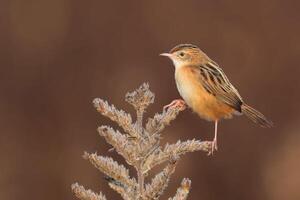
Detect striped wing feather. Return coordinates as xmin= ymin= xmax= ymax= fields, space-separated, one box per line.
xmin=191 ymin=61 xmax=243 ymax=112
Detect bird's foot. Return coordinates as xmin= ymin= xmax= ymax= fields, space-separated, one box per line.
xmin=208 ymin=138 xmax=218 ymax=156
xmin=163 ymin=99 xmax=186 ymax=111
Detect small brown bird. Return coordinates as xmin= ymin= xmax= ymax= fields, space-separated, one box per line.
xmin=161 ymin=44 xmax=273 ymax=154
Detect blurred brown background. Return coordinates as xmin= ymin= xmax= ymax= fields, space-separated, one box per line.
xmin=1 ymin=0 xmax=300 ymax=199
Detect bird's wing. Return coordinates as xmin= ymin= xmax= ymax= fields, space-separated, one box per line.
xmin=190 ymin=61 xmax=243 ymax=112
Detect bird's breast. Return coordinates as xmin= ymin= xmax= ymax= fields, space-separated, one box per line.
xmin=175 ymin=66 xmax=204 ymax=108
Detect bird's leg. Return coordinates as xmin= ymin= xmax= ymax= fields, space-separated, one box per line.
xmin=209 ymin=120 xmax=218 ymax=155
xmin=163 ymin=99 xmax=186 ymax=111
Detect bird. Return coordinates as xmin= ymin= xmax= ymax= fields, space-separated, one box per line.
xmin=160 ymin=44 xmax=273 ymax=154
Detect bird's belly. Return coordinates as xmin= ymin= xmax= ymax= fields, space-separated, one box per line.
xmin=175 ymin=68 xmax=234 ymax=121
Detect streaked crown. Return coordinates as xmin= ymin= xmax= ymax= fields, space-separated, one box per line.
xmin=169 ymin=44 xmax=199 ymax=53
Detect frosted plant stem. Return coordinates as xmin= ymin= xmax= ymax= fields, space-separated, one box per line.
xmin=136 ymin=108 xmax=145 ymax=199
xmin=136 ymin=109 xmax=143 ymax=133
xmin=137 ymin=164 xmax=145 ymax=199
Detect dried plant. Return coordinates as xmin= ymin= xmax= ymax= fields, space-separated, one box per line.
xmin=72 ymin=83 xmax=212 ymax=200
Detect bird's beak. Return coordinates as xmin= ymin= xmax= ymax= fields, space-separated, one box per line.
xmin=160 ymin=53 xmax=172 ymax=57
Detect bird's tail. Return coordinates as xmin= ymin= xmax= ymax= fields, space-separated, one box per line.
xmin=241 ymin=104 xmax=273 ymax=128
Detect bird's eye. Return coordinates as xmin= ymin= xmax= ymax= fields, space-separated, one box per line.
xmin=179 ymin=52 xmax=185 ymax=57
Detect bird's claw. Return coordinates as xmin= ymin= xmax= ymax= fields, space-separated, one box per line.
xmin=163 ymin=99 xmax=186 ymax=112
xmin=207 ymin=139 xmax=218 ymax=156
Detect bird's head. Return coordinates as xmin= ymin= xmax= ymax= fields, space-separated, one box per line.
xmin=160 ymin=44 xmax=208 ymax=68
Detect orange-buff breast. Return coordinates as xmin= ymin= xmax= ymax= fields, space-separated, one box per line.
xmin=175 ymin=66 xmax=235 ymax=121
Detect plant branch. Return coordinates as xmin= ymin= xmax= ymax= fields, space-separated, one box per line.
xmin=83 ymin=152 xmax=136 ymax=188
xmin=93 ymin=98 xmax=139 ymax=138
xmin=143 ymin=140 xmax=211 ymax=172
xmin=97 ymin=126 xmax=137 ymax=165
xmin=146 ymin=106 xmax=184 ymax=134
xmin=145 ymin=156 xmax=179 ymax=199
xmin=168 ymin=178 xmax=192 ymax=200
xmin=72 ymin=183 xmax=107 ymax=200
